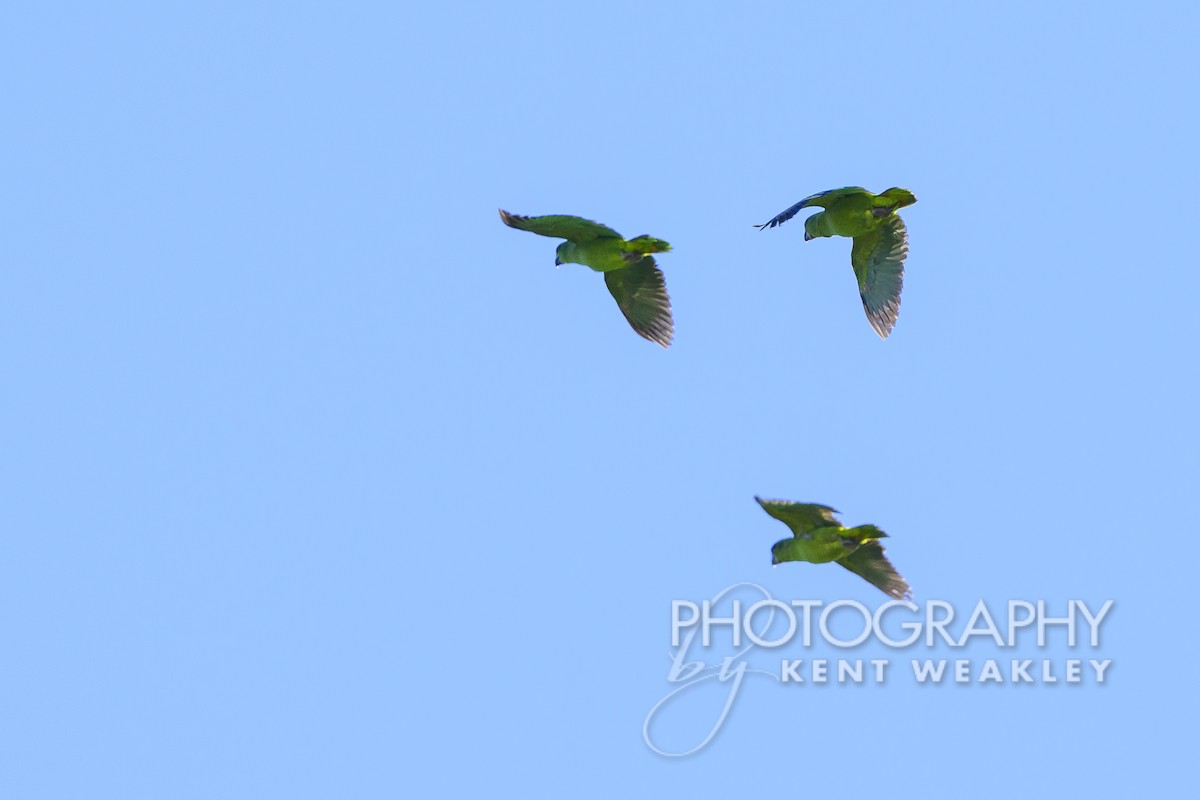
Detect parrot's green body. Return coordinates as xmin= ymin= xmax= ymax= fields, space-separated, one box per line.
xmin=552 ymin=235 xmax=670 ymax=273
xmin=756 ymin=187 xmax=917 ymax=338
xmin=499 ymin=210 xmax=674 ymax=347
xmin=755 ymin=497 xmax=912 ymax=601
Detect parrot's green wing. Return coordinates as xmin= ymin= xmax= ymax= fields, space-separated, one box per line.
xmin=754 ymin=187 xmax=869 ymax=230
xmin=850 ymin=214 xmax=907 ymax=338
xmin=837 ymin=540 xmax=911 ymax=601
xmin=754 ymin=497 xmax=842 ymax=536
xmin=604 ymin=256 xmax=673 ymax=348
xmin=499 ymin=210 xmax=622 ymax=243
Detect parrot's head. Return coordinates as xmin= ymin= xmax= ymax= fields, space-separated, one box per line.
xmin=554 ymin=241 xmax=570 ymax=267
xmin=803 ymin=215 xmax=821 ymax=242
xmin=770 ymin=539 xmax=788 ymax=566
xmin=879 ymin=187 xmax=917 ymax=210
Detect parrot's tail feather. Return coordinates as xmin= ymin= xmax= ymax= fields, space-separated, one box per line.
xmin=626 ymin=235 xmax=671 ymax=254
xmin=848 ymin=524 xmax=888 ymax=541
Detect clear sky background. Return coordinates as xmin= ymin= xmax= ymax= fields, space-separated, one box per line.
xmin=2 ymin=1 xmax=1197 ymax=796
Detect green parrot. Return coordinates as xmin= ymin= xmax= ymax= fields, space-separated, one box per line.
xmin=499 ymin=210 xmax=674 ymax=348
xmin=755 ymin=187 xmax=917 ymax=339
xmin=755 ymin=496 xmax=912 ymax=600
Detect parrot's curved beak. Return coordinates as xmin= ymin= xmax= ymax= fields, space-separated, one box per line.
xmin=803 ymin=232 xmax=814 ymax=242
xmin=554 ymin=257 xmax=561 ymax=267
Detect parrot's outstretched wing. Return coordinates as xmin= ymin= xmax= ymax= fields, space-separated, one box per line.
xmin=838 ymin=540 xmax=912 ymax=601
xmin=604 ymin=256 xmax=673 ymax=348
xmin=499 ymin=210 xmax=621 ymax=243
xmin=754 ymin=497 xmax=842 ymax=536
xmin=754 ymin=187 xmax=870 ymax=230
xmin=851 ymin=214 xmax=907 ymax=339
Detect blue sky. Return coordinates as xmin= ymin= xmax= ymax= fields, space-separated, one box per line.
xmin=2 ymin=1 xmax=1196 ymax=796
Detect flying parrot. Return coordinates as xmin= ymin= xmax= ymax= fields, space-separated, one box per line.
xmin=499 ymin=210 xmax=674 ymax=348
xmin=754 ymin=496 xmax=912 ymax=601
xmin=755 ymin=187 xmax=917 ymax=338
